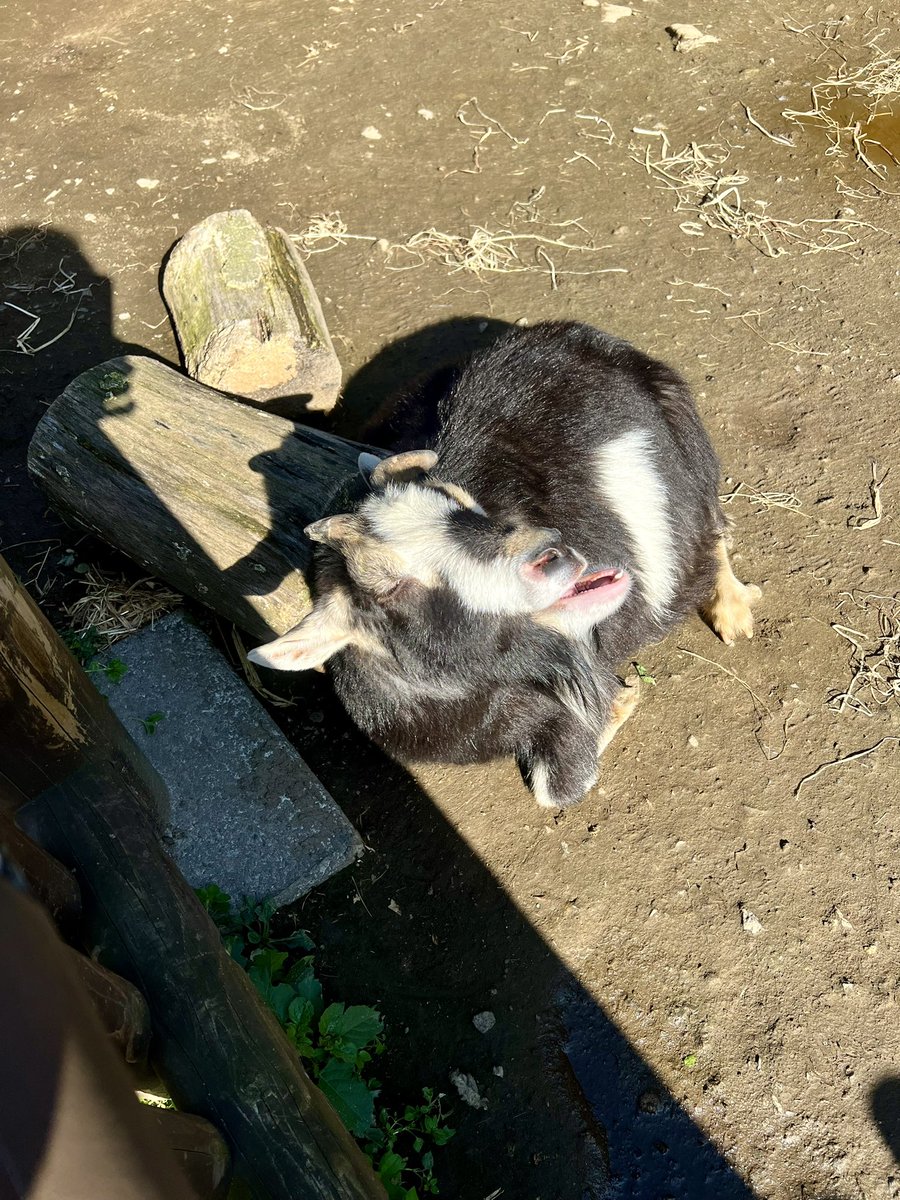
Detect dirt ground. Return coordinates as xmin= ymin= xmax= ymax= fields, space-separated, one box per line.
xmin=2 ymin=1 xmax=900 ymax=1197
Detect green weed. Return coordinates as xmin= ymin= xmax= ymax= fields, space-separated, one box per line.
xmin=197 ymin=885 xmax=454 ymax=1198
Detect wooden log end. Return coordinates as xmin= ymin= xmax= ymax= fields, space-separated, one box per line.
xmin=163 ymin=210 xmax=342 ymax=416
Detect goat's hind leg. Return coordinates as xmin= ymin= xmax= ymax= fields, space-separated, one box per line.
xmin=699 ymin=536 xmax=762 ymax=646
xmin=597 ymin=675 xmax=641 ymax=756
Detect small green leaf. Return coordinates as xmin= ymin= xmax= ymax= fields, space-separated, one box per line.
xmin=320 ymin=1003 xmax=383 ymax=1048
xmin=141 ymin=711 xmax=166 ymax=735
xmin=633 ymin=662 xmax=657 ymax=686
xmin=318 ymin=1058 xmax=377 ymax=1137
xmin=682 ymin=1053 xmax=698 ymax=1068
xmin=196 ymin=884 xmax=233 ymax=925
xmin=378 ymin=1151 xmax=406 ymax=1187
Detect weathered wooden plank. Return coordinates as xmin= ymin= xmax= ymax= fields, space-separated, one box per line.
xmin=163 ymin=210 xmax=341 ymax=416
xmin=27 ymin=357 xmax=368 ymax=640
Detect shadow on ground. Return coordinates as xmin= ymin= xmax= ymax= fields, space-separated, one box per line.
xmin=2 ymin=227 xmax=762 ymax=1198
xmin=872 ymin=1076 xmax=900 ymax=1169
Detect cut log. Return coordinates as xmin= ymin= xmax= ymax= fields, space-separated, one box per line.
xmin=163 ymin=210 xmax=341 ymax=416
xmin=28 ymin=357 xmax=372 ymax=640
xmin=142 ymin=1109 xmax=231 ymax=1200
xmin=0 ymin=811 xmax=82 ymax=932
xmin=66 ymin=948 xmax=152 ymax=1064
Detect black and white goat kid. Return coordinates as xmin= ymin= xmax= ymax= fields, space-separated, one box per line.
xmin=249 ymin=322 xmax=761 ymax=810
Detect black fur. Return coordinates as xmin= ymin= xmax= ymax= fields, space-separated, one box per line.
xmin=324 ymin=322 xmax=726 ymax=807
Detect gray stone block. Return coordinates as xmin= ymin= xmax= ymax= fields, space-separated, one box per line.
xmin=96 ymin=611 xmax=361 ymax=907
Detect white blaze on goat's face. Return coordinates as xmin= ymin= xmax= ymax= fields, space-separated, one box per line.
xmin=358 ymin=479 xmax=585 ymax=615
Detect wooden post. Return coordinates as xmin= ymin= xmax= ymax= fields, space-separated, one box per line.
xmin=27 ymin=357 xmax=372 ymax=640
xmin=1 ymin=556 xmax=385 ymax=1200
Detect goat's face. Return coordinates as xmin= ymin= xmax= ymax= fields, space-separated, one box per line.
xmin=249 ymin=449 xmax=598 ymax=673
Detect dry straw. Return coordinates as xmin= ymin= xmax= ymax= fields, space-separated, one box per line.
xmin=291 ymin=212 xmax=626 ymax=287
xmin=64 ymin=567 xmax=181 ymax=646
xmin=632 ymin=129 xmax=883 ymax=256
xmin=782 ymin=29 xmax=900 ymax=179
xmin=830 ymin=591 xmax=900 ymax=716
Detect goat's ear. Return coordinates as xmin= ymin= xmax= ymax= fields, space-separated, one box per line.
xmin=304 ymin=514 xmax=363 ymax=546
xmin=358 ymin=451 xmax=386 ymax=482
xmin=247 ymin=606 xmax=352 ymax=673
xmin=365 ymin=449 xmax=438 ymax=488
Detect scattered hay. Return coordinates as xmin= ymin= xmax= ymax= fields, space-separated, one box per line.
xmin=679 ymin=646 xmax=787 ymax=761
xmin=1 ymin=253 xmax=93 ymax=356
xmin=847 ymin=460 xmax=889 ymax=529
xmin=830 ymin=591 xmax=900 ymax=716
xmin=720 ymin=481 xmax=806 ymax=516
xmin=794 ymin=736 xmax=899 ymax=797
xmin=64 ymin=567 xmax=181 ymax=647
xmin=231 ymin=628 xmax=296 ymax=708
xmin=782 ymin=31 xmax=900 ymax=179
xmin=291 ymin=212 xmax=627 ymax=284
xmin=632 ymin=129 xmax=883 ymax=256
xmin=457 ymin=97 xmax=528 ymax=147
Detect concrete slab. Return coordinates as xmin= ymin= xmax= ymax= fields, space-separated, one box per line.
xmin=96 ymin=611 xmax=361 ymax=907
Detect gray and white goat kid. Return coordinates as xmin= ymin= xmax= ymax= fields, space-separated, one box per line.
xmin=249 ymin=322 xmax=761 ymax=809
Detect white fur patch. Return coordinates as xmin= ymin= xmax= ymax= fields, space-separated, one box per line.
xmin=594 ymin=429 xmax=676 ymax=615
xmin=530 ymin=758 xmax=598 ymax=808
xmin=530 ymin=761 xmax=558 ymax=809
xmin=361 ymin=484 xmax=532 ymax=614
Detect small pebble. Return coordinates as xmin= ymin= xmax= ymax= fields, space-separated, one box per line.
xmin=450 ymin=1069 xmax=488 ymax=1110
xmin=493 ymin=1065 xmax=504 ymax=1077
xmin=361 ymin=126 xmax=383 ymax=140
xmin=687 ymin=734 xmax=699 ymax=748
xmin=473 ymin=1011 xmax=496 ymax=1034
xmin=600 ymin=3 xmax=633 ymax=22
xmin=136 ymin=178 xmax=160 ymax=189
xmin=741 ymin=907 xmax=764 ymax=936
xmin=417 ymin=107 xmax=435 ymax=120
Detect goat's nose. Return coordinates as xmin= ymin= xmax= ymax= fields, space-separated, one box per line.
xmin=529 ymin=545 xmax=563 ymax=570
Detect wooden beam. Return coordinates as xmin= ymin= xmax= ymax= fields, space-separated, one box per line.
xmin=27 ymin=357 xmax=370 ymax=640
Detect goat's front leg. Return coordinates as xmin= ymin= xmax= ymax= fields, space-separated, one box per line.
xmin=518 ymin=710 xmax=601 ymax=810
